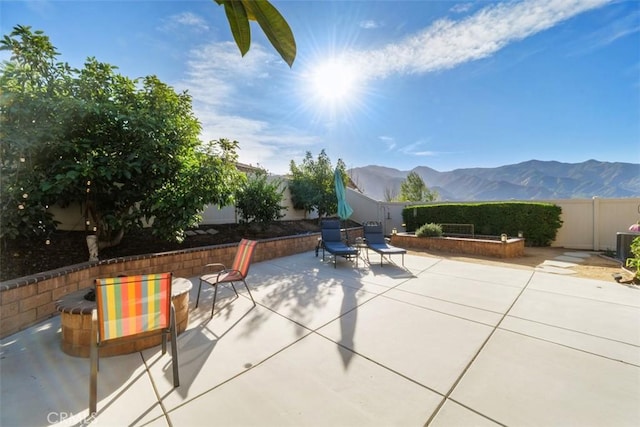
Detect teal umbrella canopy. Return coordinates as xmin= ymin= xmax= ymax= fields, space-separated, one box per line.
xmin=335 ymin=167 xmax=353 ymax=220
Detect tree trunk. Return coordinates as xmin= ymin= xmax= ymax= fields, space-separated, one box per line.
xmin=86 ymin=235 xmax=99 ymax=262
xmin=86 ymin=229 xmax=125 ymax=261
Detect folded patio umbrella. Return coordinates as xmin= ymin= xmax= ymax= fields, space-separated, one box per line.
xmin=335 ymin=167 xmax=353 ymax=221
xmin=335 ymin=167 xmax=353 ymax=241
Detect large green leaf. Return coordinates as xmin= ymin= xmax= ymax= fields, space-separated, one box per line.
xmin=241 ymin=0 xmax=296 ymax=67
xmin=221 ymin=0 xmax=251 ymax=57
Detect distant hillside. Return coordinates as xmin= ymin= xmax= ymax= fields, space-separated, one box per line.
xmin=348 ymin=160 xmax=640 ymax=201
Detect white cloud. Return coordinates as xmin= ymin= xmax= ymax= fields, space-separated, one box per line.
xmin=396 ymin=139 xmax=438 ymax=157
xmin=413 ymin=151 xmax=437 ymax=157
xmin=379 ymin=136 xmax=396 ymax=151
xmin=25 ymin=0 xmax=55 ymax=16
xmin=180 ymin=42 xmax=274 ymax=107
xmin=450 ymin=3 xmax=473 ymax=14
xmin=352 ymin=0 xmax=611 ymax=80
xmin=159 ymin=12 xmax=210 ymax=33
xmin=576 ymin=8 xmax=640 ymax=54
xmin=196 ymin=109 xmax=319 ymax=172
xmin=360 ymin=20 xmax=382 ymax=29
xmin=178 ymin=42 xmax=319 ymax=174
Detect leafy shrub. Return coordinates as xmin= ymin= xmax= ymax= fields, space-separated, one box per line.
xmin=625 ymin=236 xmax=640 ymax=281
xmin=415 ymin=223 xmax=443 ymax=237
xmin=235 ymin=169 xmax=286 ymax=228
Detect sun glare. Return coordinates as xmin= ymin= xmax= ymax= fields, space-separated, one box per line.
xmin=310 ymin=59 xmax=358 ymax=102
xmin=296 ymin=54 xmax=371 ymax=124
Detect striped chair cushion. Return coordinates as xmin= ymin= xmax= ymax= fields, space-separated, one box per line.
xmin=95 ymin=273 xmax=172 ymax=341
xmin=231 ymin=239 xmax=257 ymax=277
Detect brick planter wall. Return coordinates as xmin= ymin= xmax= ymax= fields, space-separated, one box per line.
xmin=390 ymin=234 xmax=524 ymax=259
xmin=1 ymin=229 xmax=364 ymax=339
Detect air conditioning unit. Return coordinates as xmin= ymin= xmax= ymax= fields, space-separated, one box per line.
xmin=616 ymin=232 xmax=640 ymax=262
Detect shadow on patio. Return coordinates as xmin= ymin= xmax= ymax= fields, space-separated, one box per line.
xmin=1 ymin=251 xmax=639 ymax=426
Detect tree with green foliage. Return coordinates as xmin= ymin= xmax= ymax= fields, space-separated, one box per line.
xmin=1 ymin=25 xmax=244 ymax=248
xmin=288 ymin=150 xmax=347 ymax=218
xmin=398 ymin=171 xmax=438 ymax=202
xmin=215 ymin=0 xmax=296 ymax=67
xmin=235 ymin=168 xmax=286 ymax=227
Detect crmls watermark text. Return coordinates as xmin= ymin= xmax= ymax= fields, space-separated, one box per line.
xmin=47 ymin=411 xmax=96 ymax=426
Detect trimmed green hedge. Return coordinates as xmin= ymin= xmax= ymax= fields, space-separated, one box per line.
xmin=401 ymin=202 xmax=562 ymax=246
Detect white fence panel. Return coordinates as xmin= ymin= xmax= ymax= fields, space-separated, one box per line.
xmin=596 ymin=198 xmax=640 ymax=250
xmin=346 ymin=189 xmax=411 ymax=235
xmin=550 ymin=197 xmax=640 ymax=250
xmin=200 ymin=205 xmax=237 ymax=225
xmin=550 ymin=199 xmax=594 ymax=250
xmin=279 ymin=185 xmax=319 ymax=221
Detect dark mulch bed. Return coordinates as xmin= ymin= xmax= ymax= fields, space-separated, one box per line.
xmin=1 ymin=219 xmax=359 ymax=282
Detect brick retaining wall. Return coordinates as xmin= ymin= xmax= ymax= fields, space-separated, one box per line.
xmin=1 ymin=230 xmax=367 ymax=339
xmin=390 ymin=234 xmax=524 ymax=259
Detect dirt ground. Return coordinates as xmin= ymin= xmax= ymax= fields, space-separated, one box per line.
xmin=1 ymin=220 xmax=331 ymax=282
xmin=408 ymin=246 xmax=637 ymax=285
xmin=2 ymin=219 xmax=636 ymax=286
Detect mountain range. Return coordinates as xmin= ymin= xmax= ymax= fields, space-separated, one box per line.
xmin=348 ymin=160 xmax=640 ymax=202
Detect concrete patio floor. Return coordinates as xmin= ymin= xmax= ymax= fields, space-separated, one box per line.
xmin=1 ymin=251 xmax=639 ymax=426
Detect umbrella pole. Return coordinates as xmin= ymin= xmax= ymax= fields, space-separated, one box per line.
xmin=343 ymin=220 xmax=349 ymax=244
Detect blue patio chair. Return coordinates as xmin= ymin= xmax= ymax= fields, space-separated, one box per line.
xmin=319 ymin=219 xmax=359 ymax=268
xmin=363 ymin=221 xmax=406 ymax=266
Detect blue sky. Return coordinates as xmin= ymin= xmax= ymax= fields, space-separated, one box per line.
xmin=2 ymin=0 xmax=639 ymax=174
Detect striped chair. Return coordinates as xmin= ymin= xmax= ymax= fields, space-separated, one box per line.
xmin=90 ymin=273 xmax=179 ymax=414
xmin=196 ymin=239 xmax=257 ymax=318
